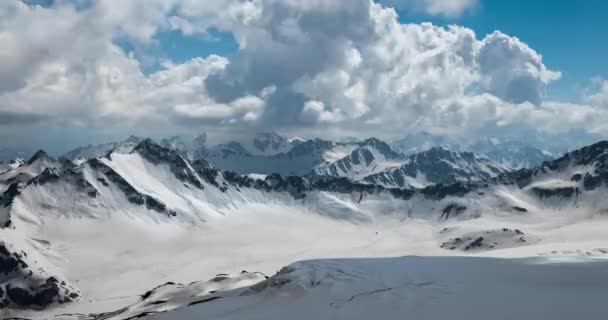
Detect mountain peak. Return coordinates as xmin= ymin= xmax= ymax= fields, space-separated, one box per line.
xmin=26 ymin=150 xmax=53 ymax=165
xmin=251 ymin=131 xmax=291 ymax=155
xmin=212 ymin=141 xmax=252 ymax=159
xmin=548 ymin=140 xmax=608 ymax=169
xmin=133 ymin=138 xmax=163 ymax=155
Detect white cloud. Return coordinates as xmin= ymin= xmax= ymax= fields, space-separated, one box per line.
xmin=0 ymin=0 xmax=604 ymax=150
xmin=587 ymin=79 xmax=608 ymax=108
xmin=478 ymin=31 xmax=561 ymax=106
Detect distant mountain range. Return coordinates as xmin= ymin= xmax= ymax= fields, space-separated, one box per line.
xmin=53 ymin=132 xmax=562 ymax=183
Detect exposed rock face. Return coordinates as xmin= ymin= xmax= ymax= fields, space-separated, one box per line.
xmin=440 ymin=228 xmax=529 ymax=252
xmin=191 ymin=159 xmax=223 ymax=188
xmin=134 ymin=139 xmax=204 ymax=190
xmin=499 ymin=141 xmax=608 ymax=189
xmin=312 ymin=138 xmax=405 ymax=179
xmin=28 ymin=167 xmax=99 ymax=198
xmin=532 ymin=187 xmax=580 ymax=199
xmin=441 ymin=203 xmax=467 ymax=219
xmin=248 ymin=174 xmax=414 ymax=201
xmin=88 ymin=158 xmax=176 ymax=217
xmin=0 ymin=242 xmax=78 ymax=309
xmin=26 ymin=150 xmax=52 ymax=166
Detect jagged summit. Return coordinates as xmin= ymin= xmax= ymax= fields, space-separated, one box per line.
xmin=312 ymin=138 xmax=405 ymax=179
xmin=363 ymin=146 xmax=509 ymax=189
xmin=26 ymin=150 xmax=53 ymax=165
xmin=549 ymin=140 xmax=608 ymax=168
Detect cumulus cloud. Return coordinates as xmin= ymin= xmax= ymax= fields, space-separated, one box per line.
xmin=477 ymin=31 xmax=561 ymax=106
xmin=0 ymin=0 xmax=603 ymax=151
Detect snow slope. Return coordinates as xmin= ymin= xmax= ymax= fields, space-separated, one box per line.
xmin=150 ymin=256 xmax=608 ymax=320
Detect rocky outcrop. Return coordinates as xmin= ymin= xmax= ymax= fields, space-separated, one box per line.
xmin=363 ymin=147 xmax=509 ymax=189
xmin=440 ymin=228 xmax=529 ymax=252
xmin=0 ymin=242 xmax=78 ymax=309
xmin=133 ymin=139 xmax=204 ymax=190
xmin=88 ymin=159 xmax=175 ymax=217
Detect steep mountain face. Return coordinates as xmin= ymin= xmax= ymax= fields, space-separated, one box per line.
xmin=0 ymin=241 xmax=78 ymax=309
xmin=469 ymin=139 xmax=555 ymax=169
xmin=312 ymin=138 xmax=406 ymax=180
xmin=362 ymin=147 xmax=510 ymax=189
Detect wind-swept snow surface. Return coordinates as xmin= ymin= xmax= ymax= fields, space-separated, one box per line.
xmin=149 ymin=257 xmax=608 ymax=320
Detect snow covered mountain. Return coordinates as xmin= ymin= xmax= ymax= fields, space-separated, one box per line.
xmin=389 ymin=132 xmax=456 ymax=155
xmin=159 ymin=136 xmax=189 ymax=153
xmin=389 ymin=133 xmax=557 ymax=169
xmin=204 ymin=138 xmax=362 ymax=176
xmin=0 ymin=150 xmax=62 ymax=193
xmin=246 ymin=132 xmax=293 ymax=156
xmin=468 ymin=138 xmax=555 ymax=169
xmin=362 ymin=147 xmax=510 ymax=189
xmin=63 ymin=135 xmax=144 ymax=160
xmin=312 ymin=138 xmax=406 ymax=180
xmin=4 ymin=139 xmax=608 ymax=318
xmin=0 ymin=159 xmax=23 ymax=175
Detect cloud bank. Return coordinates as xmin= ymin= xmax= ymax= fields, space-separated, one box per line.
xmin=0 ymin=0 xmax=606 ymax=150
